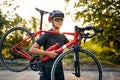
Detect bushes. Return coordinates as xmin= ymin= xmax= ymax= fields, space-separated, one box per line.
xmin=100 ymin=47 xmax=120 ymax=65
xmin=81 ymin=40 xmax=120 ymax=67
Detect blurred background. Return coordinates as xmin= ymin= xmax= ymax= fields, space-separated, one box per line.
xmin=0 ymin=0 xmax=120 ymax=70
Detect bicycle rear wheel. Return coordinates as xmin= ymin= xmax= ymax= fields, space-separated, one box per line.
xmin=51 ymin=48 xmax=102 ymax=80
xmin=0 ymin=27 xmax=34 ymax=72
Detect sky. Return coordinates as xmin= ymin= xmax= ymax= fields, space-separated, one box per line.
xmin=14 ymin=0 xmax=77 ymax=32
xmin=15 ymin=0 xmax=66 ymax=19
xmin=1 ymin=0 xmax=82 ymax=32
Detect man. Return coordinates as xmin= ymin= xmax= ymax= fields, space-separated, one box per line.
xmin=29 ymin=10 xmax=69 ymax=80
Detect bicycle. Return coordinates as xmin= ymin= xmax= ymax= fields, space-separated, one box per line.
xmin=0 ymin=8 xmax=103 ymax=80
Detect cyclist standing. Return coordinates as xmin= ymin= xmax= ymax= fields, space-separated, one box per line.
xmin=29 ymin=10 xmax=69 ymax=80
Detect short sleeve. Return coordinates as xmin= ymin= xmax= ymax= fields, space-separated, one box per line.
xmin=63 ymin=34 xmax=69 ymax=44
xmin=36 ymin=33 xmax=48 ymax=46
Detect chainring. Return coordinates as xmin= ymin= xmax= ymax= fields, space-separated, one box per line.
xmin=29 ymin=56 xmax=43 ymax=72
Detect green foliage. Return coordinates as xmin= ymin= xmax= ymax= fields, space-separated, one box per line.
xmin=0 ymin=9 xmax=9 ymax=39
xmin=81 ymin=40 xmax=120 ymax=67
xmin=0 ymin=0 xmax=28 ymax=37
xmin=28 ymin=17 xmax=39 ymax=32
xmin=0 ymin=0 xmax=40 ymax=60
xmin=81 ymin=40 xmax=103 ymax=57
xmin=0 ymin=0 xmax=29 ymax=59
xmin=65 ymin=0 xmax=120 ymax=65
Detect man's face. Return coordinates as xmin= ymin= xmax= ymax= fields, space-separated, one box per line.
xmin=52 ymin=17 xmax=64 ymax=28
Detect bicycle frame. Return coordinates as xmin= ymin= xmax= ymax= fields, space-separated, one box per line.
xmin=7 ymin=8 xmax=103 ymax=63
xmin=11 ymin=8 xmax=80 ymax=63
xmin=13 ymin=26 xmax=80 ymax=61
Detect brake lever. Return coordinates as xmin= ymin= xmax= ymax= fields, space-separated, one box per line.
xmin=83 ymin=33 xmax=89 ymax=43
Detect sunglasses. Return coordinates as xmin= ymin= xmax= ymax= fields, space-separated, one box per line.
xmin=53 ymin=17 xmax=64 ymax=22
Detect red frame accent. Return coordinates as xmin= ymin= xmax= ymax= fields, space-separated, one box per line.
xmin=13 ymin=29 xmax=79 ymax=61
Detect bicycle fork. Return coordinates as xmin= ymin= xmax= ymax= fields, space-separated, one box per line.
xmin=73 ymin=45 xmax=81 ymax=77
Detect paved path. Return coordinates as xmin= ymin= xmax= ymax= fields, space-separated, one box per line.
xmin=0 ymin=70 xmax=120 ymax=80
xmin=0 ymin=70 xmax=39 ymax=80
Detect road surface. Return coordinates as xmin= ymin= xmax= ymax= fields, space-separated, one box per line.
xmin=0 ymin=69 xmax=120 ymax=80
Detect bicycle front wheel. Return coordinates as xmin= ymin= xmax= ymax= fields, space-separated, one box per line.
xmin=0 ymin=27 xmax=34 ymax=72
xmin=51 ymin=48 xmax=102 ymax=80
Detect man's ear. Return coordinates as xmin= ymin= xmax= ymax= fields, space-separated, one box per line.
xmin=49 ymin=20 xmax=52 ymax=23
xmin=48 ymin=17 xmax=52 ymax=22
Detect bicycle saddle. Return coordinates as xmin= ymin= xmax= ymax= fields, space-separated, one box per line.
xmin=35 ymin=8 xmax=50 ymax=14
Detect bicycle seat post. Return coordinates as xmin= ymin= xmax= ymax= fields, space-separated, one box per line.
xmin=40 ymin=13 xmax=43 ymax=29
xmin=35 ymin=8 xmax=50 ymax=29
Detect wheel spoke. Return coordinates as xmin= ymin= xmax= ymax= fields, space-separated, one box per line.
xmin=0 ymin=27 xmax=34 ymax=72
xmin=51 ymin=48 xmax=102 ymax=80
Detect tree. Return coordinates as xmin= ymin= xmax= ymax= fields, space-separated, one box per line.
xmin=65 ymin=0 xmax=120 ymax=64
xmin=0 ymin=0 xmax=28 ymax=38
xmin=0 ymin=10 xmax=9 ymax=39
xmin=0 ymin=0 xmax=37 ymax=59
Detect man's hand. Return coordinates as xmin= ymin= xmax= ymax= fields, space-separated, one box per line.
xmin=48 ymin=51 xmax=58 ymax=58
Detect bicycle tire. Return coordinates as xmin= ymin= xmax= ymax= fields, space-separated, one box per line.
xmin=0 ymin=27 xmax=34 ymax=72
xmin=51 ymin=48 xmax=102 ymax=80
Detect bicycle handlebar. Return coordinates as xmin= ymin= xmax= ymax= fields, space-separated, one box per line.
xmin=76 ymin=26 xmax=103 ymax=39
